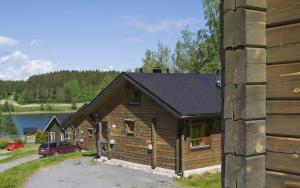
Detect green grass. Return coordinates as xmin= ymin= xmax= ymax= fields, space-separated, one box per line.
xmin=0 ymin=144 xmax=39 ymax=157
xmin=0 ymin=150 xmax=36 ymax=164
xmin=177 ymin=172 xmax=221 ymax=188
xmin=0 ymin=151 xmax=96 ymax=188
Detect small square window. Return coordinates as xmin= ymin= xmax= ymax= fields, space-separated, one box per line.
xmin=88 ymin=128 xmax=94 ymax=138
xmin=125 ymin=120 xmax=135 ymax=136
xmin=128 ymin=86 xmax=141 ymax=105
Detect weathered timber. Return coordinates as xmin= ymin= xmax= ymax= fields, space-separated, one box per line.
xmin=267 ymin=63 xmax=300 ymax=82
xmin=180 ymin=124 xmax=185 ymax=172
xmin=267 ymin=136 xmax=300 ymax=153
xmin=225 ymin=48 xmax=266 ymax=84
xmin=225 ymin=119 xmax=266 ymax=155
xmin=151 ymin=118 xmax=157 ymax=169
xmin=267 ymin=0 xmax=300 ymax=26
xmin=266 ymin=152 xmax=300 ymax=174
xmin=224 ymin=8 xmax=266 ymax=48
xmin=267 ymin=115 xmax=300 ymax=137
xmin=224 ymin=84 xmax=266 ymax=120
xmin=98 ymin=121 xmax=102 ymax=158
xmin=225 ymin=154 xmax=265 ymax=188
xmin=224 ymin=0 xmax=266 ymax=11
xmin=267 ymin=80 xmax=300 ymax=99
xmin=267 ymin=43 xmax=300 ymax=64
xmin=176 ymin=128 xmax=180 ymax=173
xmin=266 ymin=171 xmax=300 ymax=188
xmin=267 ymin=100 xmax=300 ymax=114
xmin=267 ymin=23 xmax=300 ymax=47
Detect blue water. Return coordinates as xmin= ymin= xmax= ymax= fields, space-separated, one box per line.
xmin=10 ymin=113 xmax=69 ymax=135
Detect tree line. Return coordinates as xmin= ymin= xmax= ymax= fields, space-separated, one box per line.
xmin=0 ymin=70 xmax=119 ymax=104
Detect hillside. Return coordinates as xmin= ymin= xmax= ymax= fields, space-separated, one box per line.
xmin=0 ymin=70 xmax=119 ymax=104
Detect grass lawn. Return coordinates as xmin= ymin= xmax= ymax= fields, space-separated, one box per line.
xmin=0 ymin=144 xmax=39 ymax=163
xmin=0 ymin=150 xmax=96 ymax=188
xmin=177 ymin=172 xmax=221 ymax=188
xmin=0 ymin=150 xmax=36 ymax=164
xmin=0 ymin=144 xmax=39 ymax=157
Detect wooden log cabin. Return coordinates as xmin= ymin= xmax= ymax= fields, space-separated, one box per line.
xmin=62 ymin=104 xmax=97 ymax=150
xmin=80 ymin=71 xmax=222 ymax=175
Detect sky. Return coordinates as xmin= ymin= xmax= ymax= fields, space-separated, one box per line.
xmin=0 ymin=0 xmax=206 ymax=80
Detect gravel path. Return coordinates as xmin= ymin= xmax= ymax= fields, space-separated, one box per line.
xmin=0 ymin=154 xmax=40 ymax=172
xmin=25 ymin=157 xmax=181 ymax=188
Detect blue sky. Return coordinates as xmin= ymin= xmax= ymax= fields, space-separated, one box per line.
xmin=0 ymin=0 xmax=205 ymax=80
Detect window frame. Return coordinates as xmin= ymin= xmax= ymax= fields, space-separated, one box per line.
xmin=87 ymin=128 xmax=94 ymax=138
xmin=124 ymin=119 xmax=135 ymax=136
xmin=189 ymin=120 xmax=212 ymax=150
xmin=50 ymin=132 xmax=55 ymax=142
xmin=128 ymin=86 xmax=141 ymax=105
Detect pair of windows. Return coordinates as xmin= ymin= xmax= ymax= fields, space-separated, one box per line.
xmin=189 ymin=120 xmax=212 ymax=149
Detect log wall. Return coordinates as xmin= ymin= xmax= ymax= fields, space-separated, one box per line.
xmin=266 ymin=0 xmax=300 ymax=187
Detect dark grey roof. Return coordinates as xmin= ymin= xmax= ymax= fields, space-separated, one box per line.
xmin=124 ymin=73 xmax=221 ymax=117
xmin=44 ymin=115 xmax=67 ymax=131
xmin=23 ymin=127 xmax=38 ymax=135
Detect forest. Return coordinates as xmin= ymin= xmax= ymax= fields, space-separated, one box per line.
xmin=0 ymin=70 xmax=119 ymax=104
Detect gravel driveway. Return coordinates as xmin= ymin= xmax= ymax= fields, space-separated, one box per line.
xmin=0 ymin=154 xmax=40 ymax=172
xmin=25 ymin=157 xmax=181 ymax=188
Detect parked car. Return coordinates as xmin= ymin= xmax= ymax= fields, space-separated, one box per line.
xmin=38 ymin=141 xmax=81 ymax=157
xmin=7 ymin=141 xmax=25 ymax=151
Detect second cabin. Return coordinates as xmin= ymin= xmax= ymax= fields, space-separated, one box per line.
xmin=81 ymin=71 xmax=222 ymax=175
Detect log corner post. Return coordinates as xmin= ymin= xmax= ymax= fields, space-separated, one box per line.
xmin=151 ymin=118 xmax=157 ymax=169
xmin=221 ymin=0 xmax=267 ymax=187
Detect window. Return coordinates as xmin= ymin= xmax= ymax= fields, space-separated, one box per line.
xmin=124 ymin=120 xmax=135 ymax=136
xmin=88 ymin=128 xmax=94 ymax=138
xmin=189 ymin=120 xmax=212 ymax=149
xmin=128 ymin=86 xmax=141 ymax=105
xmin=50 ymin=132 xmax=55 ymax=142
xmin=60 ymin=133 xmax=64 ymax=141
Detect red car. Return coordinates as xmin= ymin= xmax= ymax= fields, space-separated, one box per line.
xmin=7 ymin=141 xmax=25 ymax=151
xmin=38 ymin=141 xmax=81 ymax=157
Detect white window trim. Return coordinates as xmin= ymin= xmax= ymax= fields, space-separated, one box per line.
xmin=50 ymin=132 xmax=55 ymax=142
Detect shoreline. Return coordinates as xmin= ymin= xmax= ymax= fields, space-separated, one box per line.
xmin=2 ymin=111 xmax=76 ymax=115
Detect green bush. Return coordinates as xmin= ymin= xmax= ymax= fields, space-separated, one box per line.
xmin=35 ymin=130 xmax=48 ymax=144
xmin=0 ymin=138 xmax=10 ymax=149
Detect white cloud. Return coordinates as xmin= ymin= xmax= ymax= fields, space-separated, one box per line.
xmin=0 ymin=51 xmax=28 ymax=64
xmin=125 ymin=16 xmax=199 ymax=33
xmin=0 ymin=50 xmax=56 ymax=80
xmin=29 ymin=39 xmax=39 ymax=46
xmin=0 ymin=36 xmax=18 ymax=47
xmin=123 ymin=37 xmax=142 ymax=43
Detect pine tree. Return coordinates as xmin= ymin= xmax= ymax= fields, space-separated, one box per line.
xmin=2 ymin=113 xmax=18 ymax=135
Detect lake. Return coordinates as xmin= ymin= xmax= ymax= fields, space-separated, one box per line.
xmin=10 ymin=113 xmax=69 ymax=135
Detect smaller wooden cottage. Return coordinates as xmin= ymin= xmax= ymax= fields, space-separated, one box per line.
xmin=44 ymin=116 xmax=66 ymax=142
xmin=62 ymin=104 xmax=97 ymax=150
xmin=23 ymin=127 xmax=37 ymax=144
